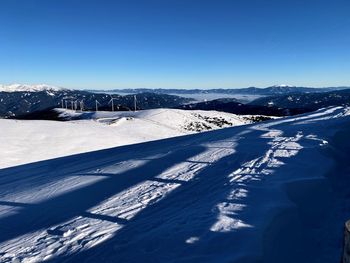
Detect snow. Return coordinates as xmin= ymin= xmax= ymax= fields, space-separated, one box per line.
xmin=0 ymin=106 xmax=349 ymax=262
xmin=272 ymin=84 xmax=296 ymax=88
xmin=0 ymin=84 xmax=65 ymax=92
xmin=0 ymin=108 xmax=252 ymax=169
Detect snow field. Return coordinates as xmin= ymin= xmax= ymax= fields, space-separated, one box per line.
xmin=0 ymin=107 xmax=349 ymax=262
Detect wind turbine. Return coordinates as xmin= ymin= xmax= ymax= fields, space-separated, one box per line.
xmin=134 ymin=95 xmax=137 ymax=112
xmin=95 ymin=99 xmax=101 ymax=112
xmin=108 ymin=96 xmax=118 ymax=111
xmin=80 ymin=100 xmax=84 ymax=111
xmin=74 ymin=100 xmax=79 ymax=111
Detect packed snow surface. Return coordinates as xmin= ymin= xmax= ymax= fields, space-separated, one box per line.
xmin=0 ymin=108 xmax=253 ymax=169
xmin=0 ymin=107 xmax=349 ymax=263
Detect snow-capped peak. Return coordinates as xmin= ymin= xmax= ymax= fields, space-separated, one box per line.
xmin=271 ymin=84 xmax=296 ymax=88
xmin=0 ymin=84 xmax=66 ymax=92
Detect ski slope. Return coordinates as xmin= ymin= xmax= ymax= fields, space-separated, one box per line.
xmin=0 ymin=108 xmax=254 ymax=169
xmin=0 ymin=107 xmax=349 ymax=262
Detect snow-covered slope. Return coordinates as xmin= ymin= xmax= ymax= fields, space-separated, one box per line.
xmin=0 ymin=108 xmax=254 ymax=169
xmin=0 ymin=84 xmax=64 ymax=92
xmin=0 ymin=107 xmax=349 ymax=262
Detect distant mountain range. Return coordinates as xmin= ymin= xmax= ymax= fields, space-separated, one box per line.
xmin=177 ymin=98 xmax=308 ymax=116
xmin=0 ymin=85 xmax=191 ymax=118
xmin=1 ymin=84 xmax=350 ymax=118
xmin=177 ymin=89 xmax=350 ymax=116
xmin=250 ymin=89 xmax=350 ymax=110
xmin=88 ymin=85 xmax=350 ymax=96
xmin=0 ymin=84 xmax=66 ymax=93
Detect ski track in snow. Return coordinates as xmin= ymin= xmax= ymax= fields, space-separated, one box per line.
xmin=0 ymin=107 xmax=349 ymax=262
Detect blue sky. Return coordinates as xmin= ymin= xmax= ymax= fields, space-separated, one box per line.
xmin=0 ymin=0 xmax=349 ymax=89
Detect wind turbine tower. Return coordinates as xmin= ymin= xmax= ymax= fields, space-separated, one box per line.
xmin=95 ymin=100 xmax=101 ymax=112
xmin=108 ymin=96 xmax=116 ymax=111
xmin=134 ymin=95 xmax=137 ymax=112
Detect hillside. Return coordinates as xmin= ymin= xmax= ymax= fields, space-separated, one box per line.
xmin=0 ymin=108 xmax=256 ymax=169
xmin=0 ymin=107 xmax=349 ymax=262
